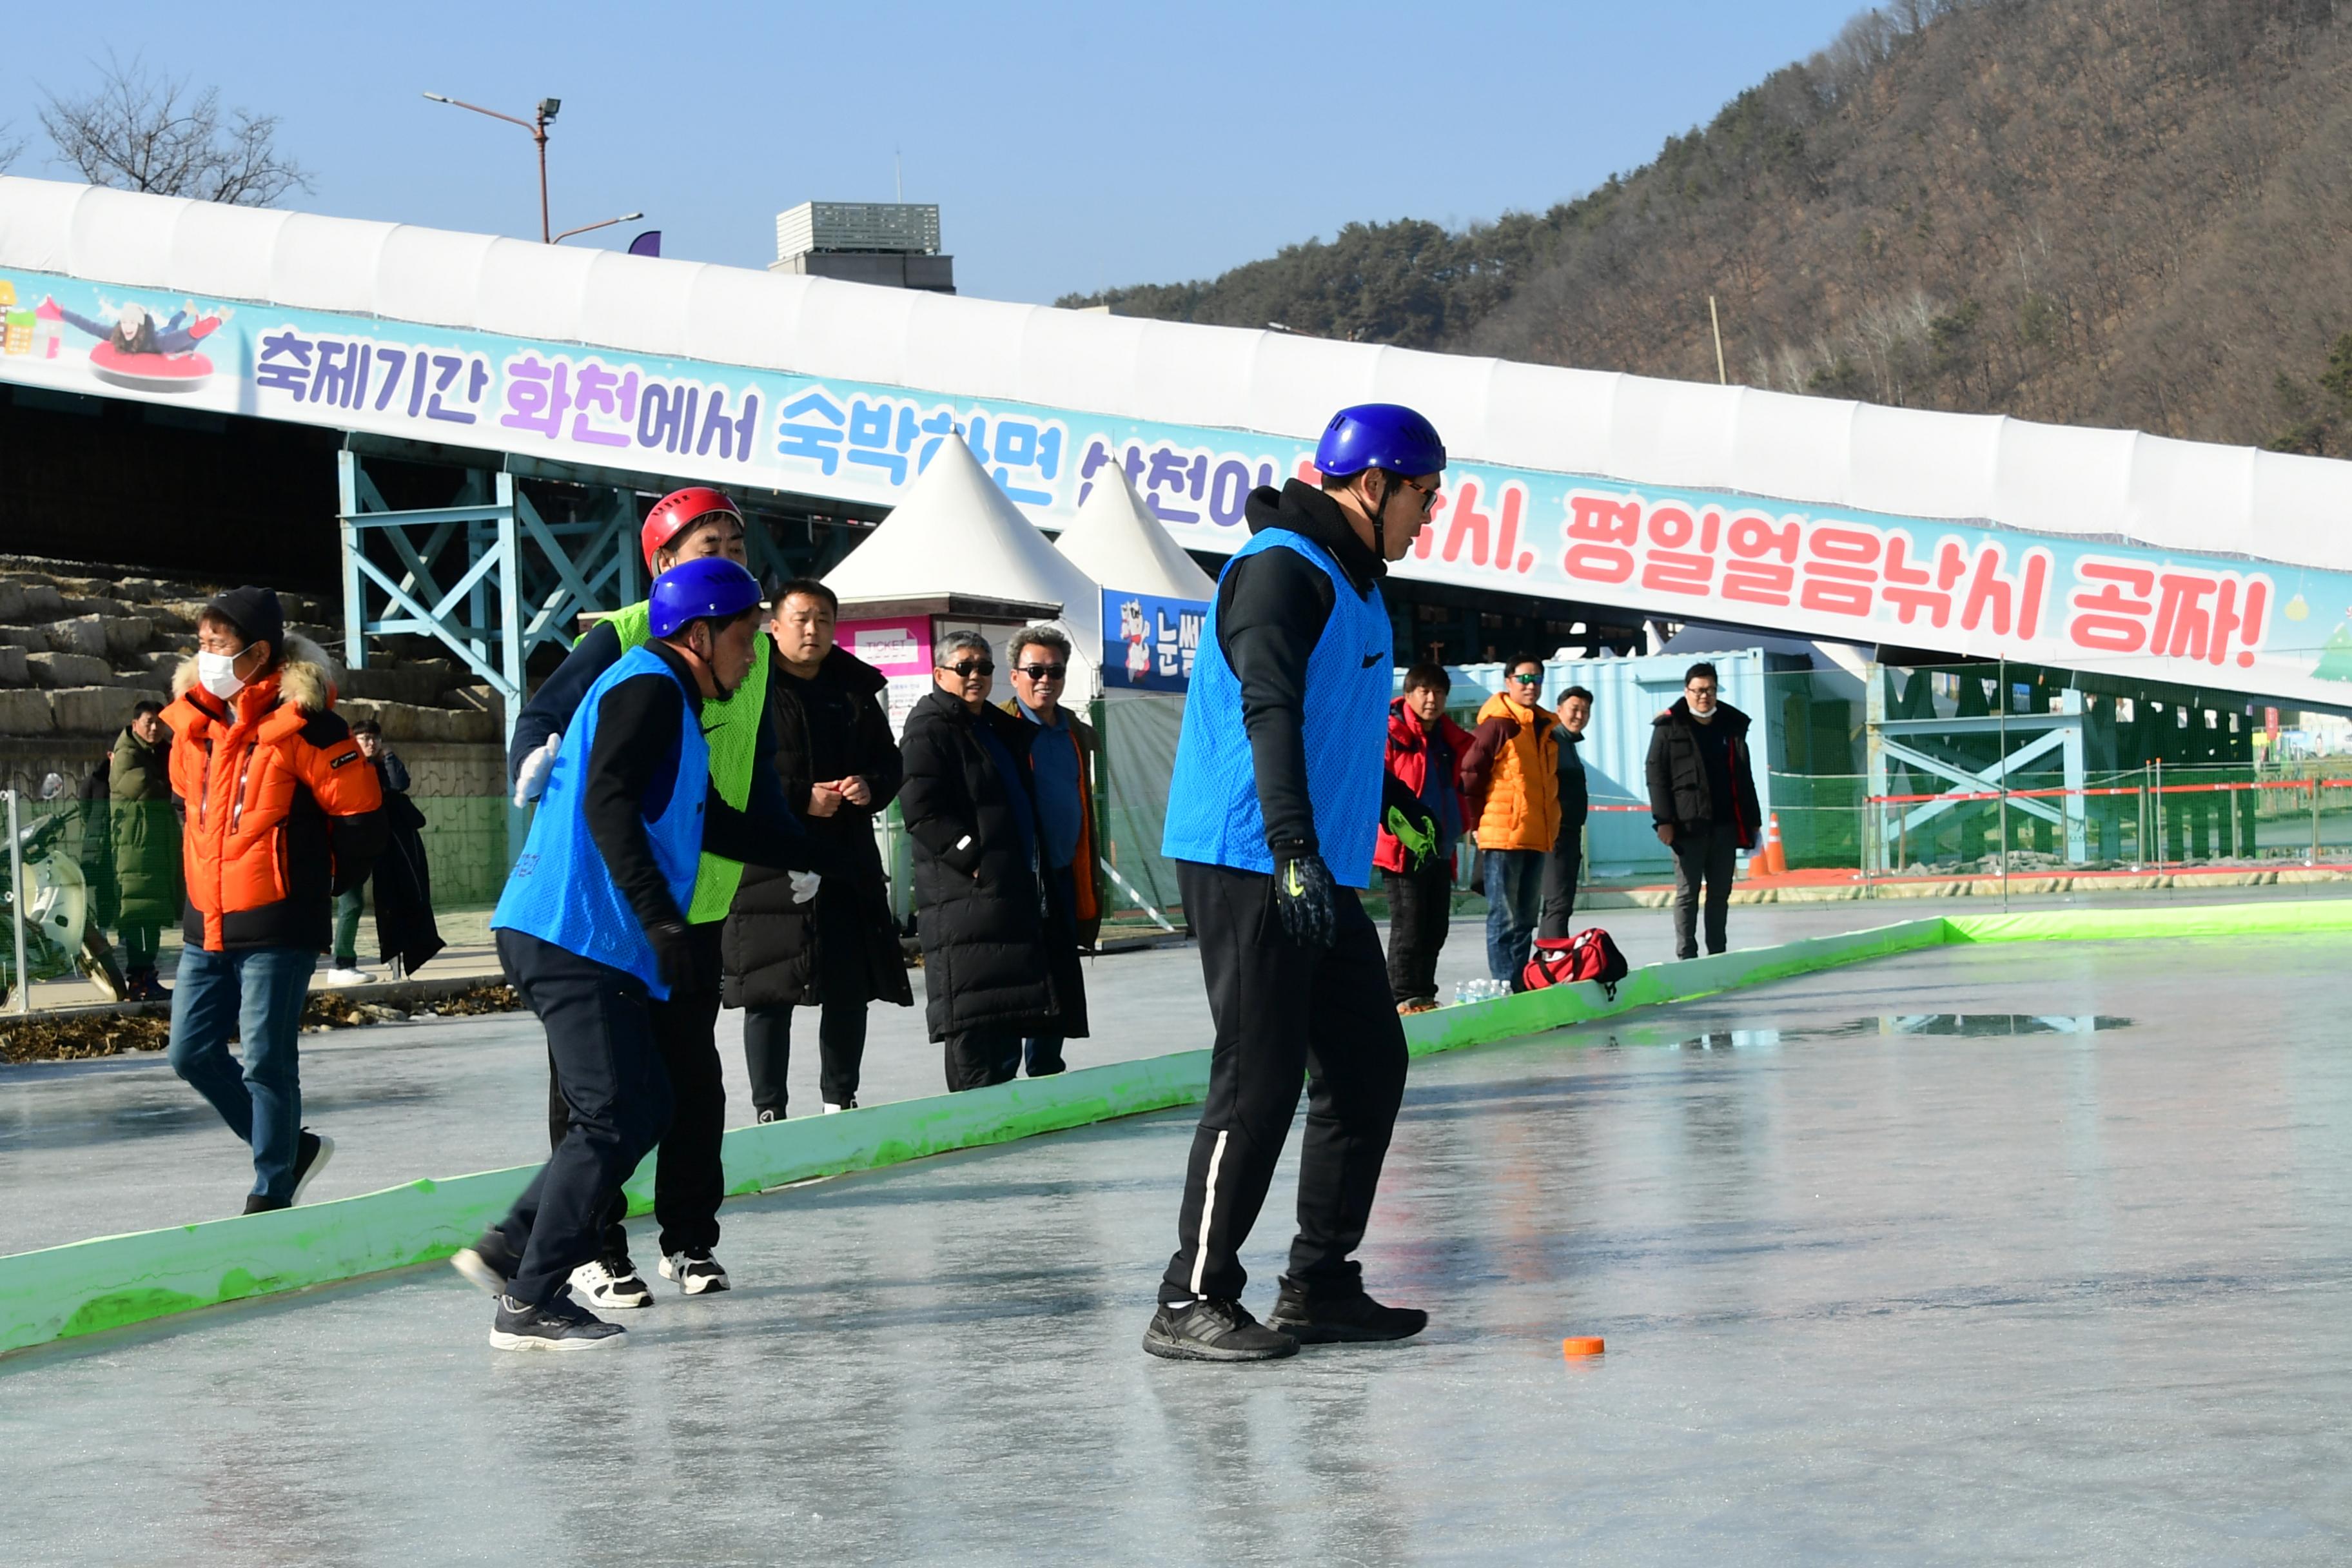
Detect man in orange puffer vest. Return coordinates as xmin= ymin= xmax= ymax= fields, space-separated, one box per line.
xmin=1462 ymin=656 xmax=1560 ymax=985
xmin=162 ymin=587 xmax=386 ymax=1215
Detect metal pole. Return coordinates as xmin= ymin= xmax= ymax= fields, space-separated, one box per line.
xmin=1997 ymin=659 xmax=2009 ymax=910
xmin=2313 ymin=770 xmax=2323 ymax=867
xmin=7 ymin=789 xmax=27 ymax=1016
xmin=1708 ymin=295 xmax=1728 ymax=386
xmin=534 ymin=115 xmax=551 ymax=244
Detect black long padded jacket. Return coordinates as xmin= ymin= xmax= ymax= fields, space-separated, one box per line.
xmin=899 ymin=685 xmax=1078 ymax=1041
xmin=722 ymin=645 xmax=914 ymax=1012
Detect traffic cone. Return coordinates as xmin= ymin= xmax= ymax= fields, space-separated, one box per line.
xmin=1760 ymin=812 xmax=1787 ymax=876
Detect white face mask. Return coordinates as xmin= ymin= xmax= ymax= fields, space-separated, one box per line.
xmin=197 ymin=649 xmax=247 ymax=700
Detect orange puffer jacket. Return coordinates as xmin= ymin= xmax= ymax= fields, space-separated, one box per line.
xmin=1464 ymin=691 xmax=1562 ymax=853
xmin=161 ymin=640 xmax=386 ymax=953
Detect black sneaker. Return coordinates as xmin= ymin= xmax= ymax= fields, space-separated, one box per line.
xmin=241 ymin=1193 xmax=289 ymax=1215
xmin=450 ymin=1229 xmax=522 ymax=1295
xmin=489 ymin=1292 xmax=627 ymax=1352
xmin=289 ymin=1130 xmax=335 ymax=1204
xmin=1142 ymin=1298 xmax=1300 ymax=1362
xmin=1266 ymin=1280 xmax=1428 ymax=1344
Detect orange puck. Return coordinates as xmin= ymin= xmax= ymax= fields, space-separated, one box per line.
xmin=1561 ymin=1336 xmax=1605 ymax=1358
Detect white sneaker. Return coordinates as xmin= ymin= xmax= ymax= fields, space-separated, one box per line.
xmin=324 ymin=966 xmax=375 ymax=986
xmin=821 ymin=1101 xmax=852 ymax=1114
xmin=569 ymin=1257 xmax=654 ymax=1310
xmin=659 ymin=1248 xmax=731 ymax=1295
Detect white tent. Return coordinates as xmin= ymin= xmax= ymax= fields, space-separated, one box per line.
xmin=824 ymin=433 xmax=1104 ymax=691
xmin=1052 ymin=462 xmax=1217 ymax=601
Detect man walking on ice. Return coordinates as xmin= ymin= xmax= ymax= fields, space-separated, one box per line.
xmin=453 ymin=558 xmax=826 ymax=1350
xmin=1149 ymin=403 xmax=1445 ymax=1362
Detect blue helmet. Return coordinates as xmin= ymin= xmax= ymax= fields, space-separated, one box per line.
xmin=648 ymin=557 xmax=763 ymax=639
xmin=1314 ymin=403 xmax=1446 ymax=478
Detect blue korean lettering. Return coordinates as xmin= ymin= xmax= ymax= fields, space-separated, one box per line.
xmin=776 ymin=389 xmax=847 ymax=475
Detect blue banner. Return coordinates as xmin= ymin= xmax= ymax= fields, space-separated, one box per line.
xmin=1102 ymin=589 xmax=1208 ymax=692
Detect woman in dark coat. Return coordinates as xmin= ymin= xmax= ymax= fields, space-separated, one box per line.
xmin=723 ymin=583 xmax=914 ymax=1119
xmin=898 ymin=631 xmax=1070 ymax=1091
xmin=351 ymin=721 xmax=444 ymax=977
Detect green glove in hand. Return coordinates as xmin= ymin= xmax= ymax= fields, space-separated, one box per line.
xmin=1384 ymin=801 xmax=1440 ymax=871
xmin=1273 ymin=854 xmax=1337 ymax=950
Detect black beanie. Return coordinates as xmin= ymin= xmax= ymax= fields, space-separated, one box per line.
xmin=202 ymin=585 xmax=285 ymax=657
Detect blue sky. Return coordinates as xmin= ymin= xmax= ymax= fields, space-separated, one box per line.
xmin=4 ymin=1 xmax=1871 ymax=303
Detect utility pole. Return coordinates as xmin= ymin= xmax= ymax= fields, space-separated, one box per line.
xmin=1708 ymin=295 xmax=1728 ymax=386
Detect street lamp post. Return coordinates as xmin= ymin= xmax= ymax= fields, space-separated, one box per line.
xmin=422 ymin=92 xmax=562 ymax=242
xmin=553 ymin=211 xmax=645 ymax=245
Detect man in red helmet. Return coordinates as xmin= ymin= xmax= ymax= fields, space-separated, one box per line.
xmin=507 ymin=485 xmax=790 ymax=1308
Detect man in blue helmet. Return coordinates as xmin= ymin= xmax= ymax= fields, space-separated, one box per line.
xmin=1150 ymin=403 xmax=1447 ymax=1361
xmin=453 ymin=558 xmax=828 ymax=1351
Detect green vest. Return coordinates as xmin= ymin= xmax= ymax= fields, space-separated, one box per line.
xmin=607 ymin=601 xmax=771 ymax=924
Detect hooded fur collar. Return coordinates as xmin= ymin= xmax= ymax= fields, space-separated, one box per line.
xmin=170 ymin=632 xmax=339 ymax=715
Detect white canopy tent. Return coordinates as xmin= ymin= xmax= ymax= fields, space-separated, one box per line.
xmin=823 ymin=433 xmax=1104 ymax=694
xmin=1052 ymin=462 xmax=1218 ymax=601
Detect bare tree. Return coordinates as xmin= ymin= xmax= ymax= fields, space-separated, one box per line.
xmin=0 ymin=122 xmax=24 ymax=174
xmin=39 ymin=56 xmax=308 ymax=206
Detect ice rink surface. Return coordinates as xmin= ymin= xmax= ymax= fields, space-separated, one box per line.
xmin=5 ymin=928 xmax=2349 ymax=1564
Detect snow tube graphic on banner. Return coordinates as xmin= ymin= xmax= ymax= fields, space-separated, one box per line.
xmin=87 ymin=343 xmax=213 ymax=394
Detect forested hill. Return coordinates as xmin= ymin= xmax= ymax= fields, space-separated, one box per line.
xmin=1061 ymin=0 xmax=2352 ymax=456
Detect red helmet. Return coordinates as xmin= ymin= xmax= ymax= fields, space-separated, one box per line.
xmin=641 ymin=486 xmax=744 ymax=569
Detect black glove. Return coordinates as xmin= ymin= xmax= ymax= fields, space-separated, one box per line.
xmin=1273 ymin=853 xmax=1337 ymax=950
xmin=645 ymin=920 xmax=696 ymax=994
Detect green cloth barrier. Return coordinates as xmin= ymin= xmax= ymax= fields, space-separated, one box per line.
xmin=6 ymin=898 xmax=2346 ymax=1358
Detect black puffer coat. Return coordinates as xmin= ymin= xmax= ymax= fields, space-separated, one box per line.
xmin=723 ymin=645 xmax=914 ymax=1013
xmin=1645 ymin=698 xmax=1763 ymax=849
xmin=899 ymin=684 xmax=1072 ymax=1041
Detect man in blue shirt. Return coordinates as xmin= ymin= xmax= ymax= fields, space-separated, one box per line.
xmin=1001 ymin=624 xmax=1100 ymax=1079
xmin=452 ymin=560 xmax=824 ymax=1350
xmin=1152 ymin=404 xmax=1446 ymax=1362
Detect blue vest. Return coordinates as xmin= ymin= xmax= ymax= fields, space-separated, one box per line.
xmin=493 ymin=645 xmax=709 ymax=997
xmin=1161 ymin=527 xmax=1391 ymax=887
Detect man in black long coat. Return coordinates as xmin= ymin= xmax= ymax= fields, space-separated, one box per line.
xmin=723 ymin=579 xmax=914 ymax=1117
xmin=898 ymin=628 xmax=1076 ymax=1090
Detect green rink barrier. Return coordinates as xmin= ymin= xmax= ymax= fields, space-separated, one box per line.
xmin=1946 ymin=899 xmax=2352 ymax=945
xmin=0 ymin=1051 xmax=1211 ymax=1360
xmin=6 ymin=897 xmax=2346 ymax=1360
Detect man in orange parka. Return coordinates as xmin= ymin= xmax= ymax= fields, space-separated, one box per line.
xmin=1462 ymin=656 xmax=1560 ymax=985
xmin=162 ymin=586 xmax=386 ymax=1214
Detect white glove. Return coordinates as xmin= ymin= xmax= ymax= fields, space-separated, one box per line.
xmin=513 ymin=732 xmax=560 ymax=808
xmin=789 ymin=871 xmax=822 ymax=905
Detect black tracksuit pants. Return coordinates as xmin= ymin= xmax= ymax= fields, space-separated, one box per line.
xmin=542 ymin=919 xmax=728 ymax=1260
xmin=1161 ymin=860 xmax=1410 ymax=1308
xmin=1382 ymin=859 xmax=1453 ymax=1004
xmin=498 ymin=930 xmax=674 ymax=1308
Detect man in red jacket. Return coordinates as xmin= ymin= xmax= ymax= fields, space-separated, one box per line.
xmin=1377 ymin=663 xmax=1474 ymax=1012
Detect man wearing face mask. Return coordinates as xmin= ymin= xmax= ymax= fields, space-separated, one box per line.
xmin=1150 ymin=403 xmax=1445 ymax=1362
xmin=161 ymin=586 xmax=385 ymax=1214
xmin=504 ymin=486 xmax=796 ymax=1309
xmin=455 ymin=558 xmax=827 ymax=1349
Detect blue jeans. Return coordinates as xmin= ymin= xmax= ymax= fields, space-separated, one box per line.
xmin=1483 ymin=848 xmax=1546 ymax=985
xmin=166 ymin=945 xmax=316 ymax=1200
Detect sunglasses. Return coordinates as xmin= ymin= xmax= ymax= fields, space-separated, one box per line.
xmin=942 ymin=659 xmax=994 ymax=678
xmin=1510 ymin=672 xmax=1542 ymax=685
xmin=1396 ymin=475 xmax=1440 ymax=512
xmin=1014 ymin=663 xmax=1066 ymax=681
